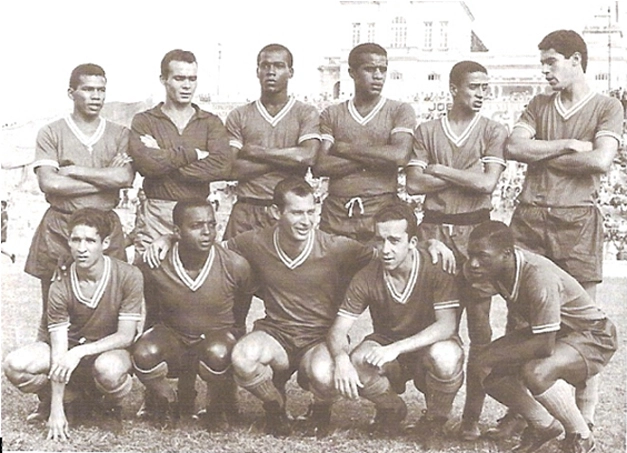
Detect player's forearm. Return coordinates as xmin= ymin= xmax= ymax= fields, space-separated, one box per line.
xmin=241 ymin=144 xmax=318 ymax=168
xmin=327 ymin=331 xmax=351 ymax=360
xmin=38 ymin=171 xmax=101 ymax=196
xmin=405 ymin=171 xmax=449 ymax=195
xmin=505 ymin=137 xmax=576 ymax=163
xmin=129 ymin=139 xmax=196 ymax=177
xmin=333 ymin=141 xmax=411 ymax=167
xmin=392 ymin=317 xmax=457 ymax=356
xmin=546 ymin=149 xmax=616 ymax=174
xmin=312 ymin=152 xmax=366 ymax=178
xmin=49 ymin=380 xmax=66 ymax=417
xmin=73 ymin=330 xmax=136 ymax=358
xmin=230 ymin=158 xmax=276 ymax=181
xmin=63 ymin=166 xmax=134 ymax=189
xmin=429 ymin=166 xmax=500 ymax=194
xmin=177 ymin=152 xmax=233 ymax=182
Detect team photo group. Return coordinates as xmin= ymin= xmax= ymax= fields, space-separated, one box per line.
xmin=2 ymin=26 xmax=623 ymax=453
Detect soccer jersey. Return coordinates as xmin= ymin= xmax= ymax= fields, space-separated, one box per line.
xmin=33 ymin=116 xmax=129 ymax=213
xmin=339 ymin=248 xmax=460 ymax=342
xmin=47 ymin=257 xmax=144 ymax=344
xmin=226 ymin=226 xmax=374 ymax=342
xmin=494 ymin=248 xmax=606 ymax=335
xmin=140 ymin=243 xmax=255 ymax=340
xmin=130 ymin=103 xmax=231 ymax=201
xmin=409 ymin=115 xmax=507 ymax=215
xmin=320 ymin=98 xmax=416 ymax=197
xmin=226 ymin=97 xmax=321 ymax=200
xmin=513 ymin=92 xmax=623 ymax=207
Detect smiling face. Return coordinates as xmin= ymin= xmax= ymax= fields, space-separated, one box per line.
xmin=540 ymin=48 xmax=580 ymax=91
xmin=349 ymin=53 xmax=387 ymax=99
xmin=257 ymin=50 xmax=293 ymax=95
xmin=452 ymin=71 xmax=489 ymax=113
xmin=374 ymin=218 xmax=417 ymax=272
xmin=68 ymin=224 xmax=109 ymax=270
xmin=176 ymin=205 xmax=217 ymax=254
xmin=276 ymin=191 xmax=316 ymax=243
xmin=68 ymin=75 xmax=107 ymax=119
xmin=161 ymin=60 xmax=198 ymax=106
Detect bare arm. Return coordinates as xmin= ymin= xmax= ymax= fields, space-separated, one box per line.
xmin=37 ymin=166 xmax=101 ymax=196
xmin=331 ymin=132 xmax=413 ymax=168
xmin=47 ymin=329 xmax=69 ymax=441
xmin=506 ymin=127 xmax=590 ymax=164
xmin=312 ymin=139 xmax=365 ymax=178
xmin=238 ymin=138 xmax=319 ymax=169
xmin=423 ymin=162 xmax=505 ymax=194
xmin=57 ymin=155 xmax=134 ymax=189
xmin=545 ymin=135 xmax=618 ymax=174
xmin=405 ymin=165 xmax=451 ymax=195
xmin=327 ymin=315 xmax=363 ymax=400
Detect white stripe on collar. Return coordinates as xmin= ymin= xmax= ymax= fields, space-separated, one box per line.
xmin=255 ymin=97 xmax=296 ymax=127
xmin=384 ymin=248 xmax=419 ymax=305
xmin=273 ymin=227 xmax=314 ymax=270
xmin=348 ymin=97 xmax=386 ymax=126
xmin=555 ymin=91 xmax=596 ymax=120
xmin=499 ymin=247 xmax=524 ymax=302
xmin=70 ymin=256 xmax=111 ymax=309
xmin=64 ymin=115 xmax=105 ymax=153
xmin=441 ymin=113 xmax=481 ymax=147
xmin=172 ymin=242 xmax=215 ymax=292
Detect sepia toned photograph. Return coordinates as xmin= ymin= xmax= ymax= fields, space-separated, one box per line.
xmin=1 ymin=1 xmax=625 ymax=452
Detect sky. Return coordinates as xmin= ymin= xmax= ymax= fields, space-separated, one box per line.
xmin=0 ymin=0 xmax=621 ymax=124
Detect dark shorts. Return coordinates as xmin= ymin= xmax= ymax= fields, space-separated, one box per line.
xmin=320 ymin=193 xmax=398 ymax=242
xmin=25 ymin=207 xmax=126 ymax=280
xmin=223 ymin=199 xmax=276 ymax=240
xmin=253 ymin=319 xmax=326 ymax=373
xmin=510 ymin=205 xmax=603 ymax=283
xmin=558 ymin=318 xmax=618 ymax=379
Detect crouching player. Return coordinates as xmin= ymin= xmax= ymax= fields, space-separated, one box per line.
xmin=327 ymin=202 xmax=463 ymax=441
xmin=3 ymin=208 xmax=144 ymax=441
xmin=132 ymin=200 xmax=255 ymax=429
xmin=465 ymin=221 xmax=617 ymax=453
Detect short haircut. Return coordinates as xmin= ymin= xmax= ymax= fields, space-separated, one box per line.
xmin=172 ymin=199 xmax=215 ymax=228
xmin=374 ymin=202 xmax=418 ymax=240
xmin=67 ymin=208 xmax=113 ymax=240
xmin=272 ymin=177 xmax=314 ymax=212
xmin=257 ymin=44 xmax=294 ymax=68
xmin=348 ymin=43 xmax=387 ymax=69
xmin=538 ymin=30 xmax=588 ymax=73
xmin=449 ymin=60 xmax=488 ymax=87
xmin=161 ymin=49 xmax=197 ymax=77
xmin=69 ymin=64 xmax=106 ymax=89
xmin=469 ymin=220 xmax=515 ymax=251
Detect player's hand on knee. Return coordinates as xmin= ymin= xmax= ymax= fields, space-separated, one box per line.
xmin=143 ymin=234 xmax=174 ymax=268
xmin=426 ymin=239 xmax=456 ymax=274
xmin=46 ymin=410 xmax=70 ymax=441
xmin=49 ymin=349 xmax=81 ymax=384
xmin=364 ymin=345 xmax=399 ymax=369
xmin=334 ymin=358 xmax=363 ymax=400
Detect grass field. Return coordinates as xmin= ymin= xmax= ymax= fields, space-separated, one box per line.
xmin=1 ymin=192 xmax=626 ymax=452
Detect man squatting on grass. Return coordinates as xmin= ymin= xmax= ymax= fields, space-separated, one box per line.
xmin=3 ymin=208 xmax=144 ymax=441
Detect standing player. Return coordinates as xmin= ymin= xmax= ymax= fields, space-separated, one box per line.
xmin=223 ymin=43 xmax=320 ymax=239
xmin=313 ymin=43 xmax=415 ymax=243
xmin=24 ymin=63 xmax=133 ymax=420
xmin=3 ymin=208 xmax=143 ymax=440
xmin=464 ymin=221 xmax=617 ymax=453
xmin=328 ymin=203 xmax=463 ymax=441
xmin=132 ymin=200 xmax=255 ymax=429
xmin=406 ymin=60 xmax=508 ymax=440
xmin=506 ymin=30 xmax=623 ymax=432
xmin=129 ymin=49 xmax=231 ymax=258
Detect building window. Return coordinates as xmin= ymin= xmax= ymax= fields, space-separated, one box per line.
xmin=352 ymin=23 xmax=361 ymax=46
xmin=424 ymin=21 xmax=433 ymax=49
xmin=595 ymin=73 xmax=609 ymax=80
xmin=391 ymin=17 xmax=407 ymax=48
xmin=428 ymin=73 xmax=440 ymax=81
xmin=367 ymin=22 xmax=376 ymax=42
xmin=391 ymin=70 xmax=403 ymax=80
xmin=439 ymin=21 xmax=448 ymax=49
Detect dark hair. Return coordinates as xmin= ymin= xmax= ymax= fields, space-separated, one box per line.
xmin=469 ymin=220 xmax=515 ymax=251
xmin=67 ymin=208 xmax=113 ymax=240
xmin=538 ymin=30 xmax=588 ymax=73
xmin=172 ymin=199 xmax=215 ymax=228
xmin=69 ymin=64 xmax=106 ymax=89
xmin=272 ymin=178 xmax=314 ymax=212
xmin=374 ymin=202 xmax=418 ymax=239
xmin=449 ymin=60 xmax=488 ymax=87
xmin=161 ymin=49 xmax=197 ymax=77
xmin=348 ymin=43 xmax=387 ymax=69
xmin=257 ymin=43 xmax=293 ymax=68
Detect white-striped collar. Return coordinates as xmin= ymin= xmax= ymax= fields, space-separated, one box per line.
xmin=441 ymin=113 xmax=481 ymax=147
xmin=498 ymin=247 xmax=524 ymax=302
xmin=255 ymin=97 xmax=296 ymax=127
xmin=70 ymin=256 xmax=111 ymax=309
xmin=384 ymin=248 xmax=419 ymax=305
xmin=64 ymin=115 xmax=105 ymax=153
xmin=273 ymin=227 xmax=314 ymax=270
xmin=171 ymin=242 xmax=215 ymax=292
xmin=348 ymin=97 xmax=386 ymax=126
xmin=555 ymin=91 xmax=596 ymax=120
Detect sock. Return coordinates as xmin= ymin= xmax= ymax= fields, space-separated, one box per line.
xmin=360 ymin=375 xmax=405 ymax=411
xmin=535 ymin=380 xmax=591 ymax=438
xmin=95 ymin=373 xmax=133 ymax=403
xmin=425 ymin=370 xmax=464 ymax=419
xmin=486 ymin=374 xmax=554 ymax=429
xmin=17 ymin=373 xmax=48 ymax=394
xmin=234 ymin=366 xmax=284 ymax=407
xmin=575 ymin=375 xmax=598 ymax=426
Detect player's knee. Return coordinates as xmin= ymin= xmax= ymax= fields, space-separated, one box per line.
xmin=93 ymin=354 xmax=129 ymax=389
xmin=132 ymin=338 xmax=163 ymax=370
xmin=521 ymin=360 xmax=554 ymax=393
xmin=426 ymin=341 xmax=464 ymax=379
xmin=231 ymin=337 xmax=258 ymax=375
xmin=303 ymin=354 xmax=334 ymax=390
xmin=200 ymin=338 xmax=235 ymax=375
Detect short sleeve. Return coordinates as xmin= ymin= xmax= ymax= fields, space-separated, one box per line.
xmin=391 ymin=103 xmax=417 ymax=136
xmin=320 ymin=107 xmax=335 ymax=144
xmin=513 ymin=96 xmax=539 ymax=137
xmin=595 ymin=97 xmax=623 ymax=142
xmin=520 ymin=270 xmax=561 ymax=335
xmin=408 ymin=123 xmax=429 ymax=169
xmin=224 ymin=230 xmax=256 ymax=262
xmin=429 ymin=259 xmax=460 ymax=311
xmin=298 ymin=104 xmax=322 ymax=144
xmin=118 ymin=266 xmax=144 ymax=323
xmin=226 ymin=109 xmax=244 ymax=150
xmin=338 ymin=267 xmax=372 ymax=319
xmin=47 ymin=280 xmax=70 ymax=333
xmin=481 ymin=121 xmax=507 ymax=167
xmin=33 ymin=125 xmax=60 ymax=170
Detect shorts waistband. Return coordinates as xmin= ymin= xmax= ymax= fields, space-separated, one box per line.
xmin=237 ymin=197 xmax=274 ymax=207
xmin=422 ymin=209 xmax=490 ymax=226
